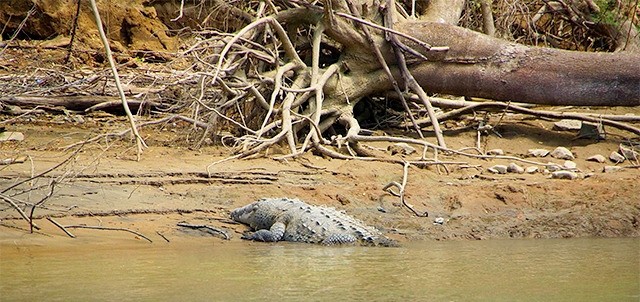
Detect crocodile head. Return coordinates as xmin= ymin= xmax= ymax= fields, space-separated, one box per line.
xmin=231 ymin=202 xmax=275 ymax=230
xmin=231 ymin=203 xmax=256 ymax=223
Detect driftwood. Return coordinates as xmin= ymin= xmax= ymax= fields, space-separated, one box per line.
xmin=1 ymin=95 xmax=165 ymax=112
xmin=177 ymin=222 xmax=231 ymax=240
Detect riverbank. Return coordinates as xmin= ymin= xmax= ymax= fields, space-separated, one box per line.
xmin=1 ymin=117 xmax=638 ymax=247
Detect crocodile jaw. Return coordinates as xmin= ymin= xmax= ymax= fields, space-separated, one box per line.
xmin=230 ymin=203 xmax=257 ymax=225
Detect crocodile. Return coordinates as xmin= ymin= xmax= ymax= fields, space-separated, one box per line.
xmin=231 ymin=197 xmax=397 ymax=246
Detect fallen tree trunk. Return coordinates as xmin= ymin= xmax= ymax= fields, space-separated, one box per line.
xmin=398 ymin=22 xmax=640 ymax=106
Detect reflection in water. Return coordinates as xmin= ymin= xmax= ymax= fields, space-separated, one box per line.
xmin=1 ymin=238 xmax=638 ymax=301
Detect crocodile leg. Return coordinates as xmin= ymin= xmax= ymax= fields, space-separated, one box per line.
xmin=242 ymin=221 xmax=286 ymax=242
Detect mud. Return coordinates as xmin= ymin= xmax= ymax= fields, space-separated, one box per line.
xmin=1 ymin=115 xmax=638 ymax=246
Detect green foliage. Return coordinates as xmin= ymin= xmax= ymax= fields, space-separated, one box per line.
xmin=591 ymin=0 xmax=621 ymax=27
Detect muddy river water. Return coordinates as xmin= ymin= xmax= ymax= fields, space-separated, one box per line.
xmin=1 ymin=238 xmax=638 ymax=301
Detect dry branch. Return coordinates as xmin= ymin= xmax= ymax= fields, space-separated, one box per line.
xmin=63 ymin=225 xmax=153 ymax=242
xmin=177 ymin=222 xmax=231 ymax=240
xmin=47 ymin=217 xmax=76 ymax=238
xmin=0 ymin=193 xmax=40 ymax=230
xmin=88 ymin=0 xmax=146 ymax=160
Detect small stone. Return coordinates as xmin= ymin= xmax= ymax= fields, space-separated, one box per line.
xmin=550 ymin=147 xmax=575 ymax=160
xmin=609 ymin=151 xmax=625 ymax=163
xmin=486 ymin=149 xmax=504 ymax=155
xmin=528 ymin=149 xmax=550 ymax=157
xmin=551 ymin=171 xmax=578 ymax=180
xmin=546 ymin=163 xmax=563 ymax=172
xmin=578 ymin=122 xmax=605 ymax=140
xmin=377 ymin=206 xmax=387 ymax=213
xmin=3 ymin=105 xmax=23 ymax=115
xmin=72 ymin=115 xmax=85 ymax=124
xmin=525 ymin=166 xmax=539 ymax=174
xmin=553 ymin=119 xmax=582 ymax=131
xmin=507 ymin=163 xmax=524 ymax=174
xmin=0 ymin=131 xmax=24 ymax=142
xmin=563 ymin=160 xmax=577 ymax=170
xmin=387 ymin=143 xmax=416 ymax=155
xmin=488 ymin=165 xmax=508 ymax=174
xmin=603 ymin=166 xmax=624 ymax=173
xmin=433 ymin=217 xmax=445 ymax=225
xmin=619 ymin=144 xmax=639 ymax=161
xmin=586 ymin=154 xmax=606 ymax=163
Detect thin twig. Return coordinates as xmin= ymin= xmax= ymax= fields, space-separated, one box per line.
xmin=63 ymin=225 xmax=153 ymax=243
xmin=1 ymin=144 xmax=83 ymax=194
xmin=46 ymin=217 xmax=76 ymax=238
xmin=29 ymin=180 xmax=56 ymax=233
xmin=0 ymin=193 xmax=40 ymax=230
xmin=64 ymin=0 xmax=82 ymax=63
xmin=383 ymin=162 xmax=428 ymax=217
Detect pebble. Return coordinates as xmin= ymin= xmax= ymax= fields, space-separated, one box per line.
xmin=551 ymin=171 xmax=578 ymax=180
xmin=578 ymin=122 xmax=605 ymax=140
xmin=488 ymin=165 xmax=508 ymax=174
xmin=603 ymin=166 xmax=624 ymax=173
xmin=546 ymin=163 xmax=563 ymax=172
xmin=525 ymin=166 xmax=539 ymax=174
xmin=72 ymin=115 xmax=85 ymax=124
xmin=609 ymin=151 xmax=625 ymax=163
xmin=528 ymin=149 xmax=549 ymax=157
xmin=433 ymin=217 xmax=445 ymax=225
xmin=486 ymin=149 xmax=504 ymax=155
xmin=507 ymin=163 xmax=524 ymax=174
xmin=619 ymin=144 xmax=639 ymax=161
xmin=0 ymin=131 xmax=24 ymax=141
xmin=550 ymin=147 xmax=575 ymax=160
xmin=553 ymin=119 xmax=582 ymax=131
xmin=586 ymin=154 xmax=606 ymax=163
xmin=563 ymin=160 xmax=577 ymax=170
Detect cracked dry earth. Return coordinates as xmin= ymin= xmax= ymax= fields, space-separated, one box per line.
xmin=0 ymin=113 xmax=639 ymax=247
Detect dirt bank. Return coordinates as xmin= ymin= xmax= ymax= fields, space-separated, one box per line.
xmin=1 ymin=115 xmax=638 ymax=247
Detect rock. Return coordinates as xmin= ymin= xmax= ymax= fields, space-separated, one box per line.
xmin=578 ymin=122 xmax=605 ymax=140
xmin=609 ymin=151 xmax=625 ymax=163
xmin=0 ymin=131 xmax=24 ymax=142
xmin=507 ymin=163 xmax=524 ymax=174
xmin=525 ymin=166 xmax=539 ymax=174
xmin=603 ymin=166 xmax=624 ymax=173
xmin=2 ymin=105 xmax=24 ymax=115
xmin=619 ymin=144 xmax=639 ymax=161
xmin=486 ymin=149 xmax=504 ymax=155
xmin=586 ymin=154 xmax=606 ymax=163
xmin=563 ymin=160 xmax=577 ymax=170
xmin=433 ymin=217 xmax=445 ymax=225
xmin=387 ymin=143 xmax=416 ymax=155
xmin=528 ymin=149 xmax=549 ymax=157
xmin=488 ymin=165 xmax=508 ymax=174
xmin=0 ymin=156 xmax=27 ymax=165
xmin=553 ymin=119 xmax=582 ymax=131
xmin=72 ymin=115 xmax=85 ymax=124
xmin=546 ymin=163 xmax=563 ymax=172
xmin=551 ymin=171 xmax=578 ymax=180
xmin=550 ymin=147 xmax=574 ymax=160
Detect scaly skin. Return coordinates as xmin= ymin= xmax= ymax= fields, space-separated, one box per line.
xmin=231 ymin=198 xmax=397 ymax=246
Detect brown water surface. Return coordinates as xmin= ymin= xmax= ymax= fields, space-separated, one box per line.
xmin=1 ymin=238 xmax=638 ymax=301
